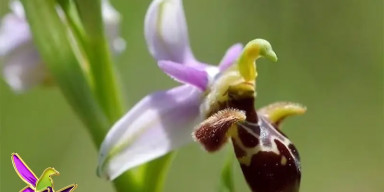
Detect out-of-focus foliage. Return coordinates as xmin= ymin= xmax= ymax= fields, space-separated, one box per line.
xmin=1 ymin=0 xmax=382 ymax=191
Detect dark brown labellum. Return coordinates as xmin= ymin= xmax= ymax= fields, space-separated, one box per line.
xmin=230 ymin=97 xmax=301 ymax=192
xmin=234 ymin=117 xmax=301 ymax=192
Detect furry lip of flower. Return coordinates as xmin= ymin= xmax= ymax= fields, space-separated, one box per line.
xmin=97 ymin=0 xmax=245 ymax=180
xmin=0 ymin=0 xmax=125 ymax=92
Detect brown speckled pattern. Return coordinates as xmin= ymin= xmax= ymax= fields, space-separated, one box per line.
xmin=229 ymin=97 xmax=301 ymax=192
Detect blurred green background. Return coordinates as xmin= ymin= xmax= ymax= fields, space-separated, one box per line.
xmin=1 ymin=0 xmax=383 ymax=191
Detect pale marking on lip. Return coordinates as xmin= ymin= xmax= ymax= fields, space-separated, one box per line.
xmin=232 ymin=117 xmax=296 ymax=167
xmin=281 ymin=156 xmax=287 ymax=166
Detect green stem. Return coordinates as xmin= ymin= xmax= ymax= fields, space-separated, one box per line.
xmin=72 ymin=1 xmax=142 ymax=191
xmin=21 ymin=0 xmax=109 ymax=146
xmin=23 ymin=1 xmax=174 ymax=191
xmin=57 ymin=0 xmax=87 ymax=53
xmin=218 ymin=150 xmax=235 ymax=192
xmin=74 ymin=0 xmax=123 ymax=123
xmin=73 ymin=1 xmax=175 ymax=192
xmin=113 ymin=171 xmax=141 ymax=192
xmin=141 ymin=153 xmax=175 ymax=192
xmin=21 ymin=1 xmax=136 ymax=191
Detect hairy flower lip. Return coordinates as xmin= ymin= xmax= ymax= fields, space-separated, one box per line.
xmin=145 ymin=0 xmax=194 ymax=64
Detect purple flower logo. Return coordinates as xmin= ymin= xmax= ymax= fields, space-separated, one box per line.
xmin=11 ymin=153 xmax=77 ymax=192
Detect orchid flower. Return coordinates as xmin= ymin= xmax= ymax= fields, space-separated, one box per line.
xmin=98 ymin=2 xmax=306 ymax=190
xmin=0 ymin=0 xmax=125 ymax=92
xmin=98 ymin=0 xmax=243 ymax=180
xmin=192 ymin=40 xmax=306 ymax=191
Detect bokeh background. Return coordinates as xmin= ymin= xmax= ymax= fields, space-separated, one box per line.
xmin=1 ymin=0 xmax=383 ymax=191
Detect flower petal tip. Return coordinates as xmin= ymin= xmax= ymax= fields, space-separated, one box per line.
xmin=158 ymin=60 xmax=209 ymax=90
xmin=144 ymin=0 xmax=193 ymax=63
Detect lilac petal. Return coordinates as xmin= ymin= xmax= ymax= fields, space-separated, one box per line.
xmin=158 ymin=60 xmax=208 ymax=90
xmin=218 ymin=43 xmax=243 ymax=71
xmin=12 ymin=153 xmax=38 ymax=187
xmin=0 ymin=1 xmax=124 ymax=56
xmin=0 ymin=3 xmax=49 ymax=92
xmin=21 ymin=187 xmax=35 ymax=192
xmin=57 ymin=184 xmax=77 ymax=192
xmin=9 ymin=1 xmax=25 ymax=18
xmin=2 ymin=41 xmax=49 ymax=92
xmin=145 ymin=0 xmax=194 ymax=64
xmin=0 ymin=10 xmax=31 ymax=57
xmin=1 ymin=1 xmax=122 ymax=92
xmin=98 ymin=85 xmax=203 ymax=180
xmin=102 ymin=0 xmax=126 ymax=53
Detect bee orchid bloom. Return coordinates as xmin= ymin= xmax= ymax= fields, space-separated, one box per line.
xmin=99 ymin=2 xmax=306 ymax=190
xmin=0 ymin=0 xmax=125 ymax=92
xmin=98 ymin=0 xmax=243 ymax=180
xmin=193 ymin=40 xmax=306 ymax=191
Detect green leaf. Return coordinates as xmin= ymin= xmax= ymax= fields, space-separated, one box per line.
xmin=72 ymin=2 xmax=176 ymax=192
xmin=57 ymin=0 xmax=87 ymax=53
xmin=21 ymin=1 xmax=140 ymax=191
xmin=141 ymin=153 xmax=175 ymax=192
xmin=218 ymin=152 xmax=235 ymax=192
xmin=74 ymin=0 xmax=123 ymax=123
xmin=21 ymin=0 xmax=108 ymax=145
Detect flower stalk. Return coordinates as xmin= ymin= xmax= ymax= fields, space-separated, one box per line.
xmin=74 ymin=0 xmax=123 ymax=123
xmin=19 ymin=0 xmax=138 ymax=191
xmin=218 ymin=151 xmax=235 ymax=192
xmin=20 ymin=0 xmax=108 ymax=145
